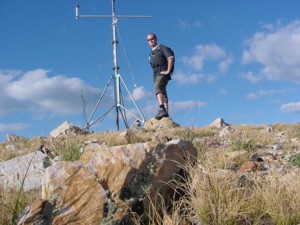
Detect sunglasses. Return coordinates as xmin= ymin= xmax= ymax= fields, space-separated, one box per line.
xmin=147 ymin=37 xmax=155 ymax=41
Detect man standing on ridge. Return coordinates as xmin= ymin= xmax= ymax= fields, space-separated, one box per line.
xmin=147 ymin=33 xmax=175 ymax=120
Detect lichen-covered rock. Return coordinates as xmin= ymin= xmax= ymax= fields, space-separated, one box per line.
xmin=79 ymin=139 xmax=197 ymax=223
xmin=18 ymin=161 xmax=107 ymax=225
xmin=18 ymin=139 xmax=197 ymax=224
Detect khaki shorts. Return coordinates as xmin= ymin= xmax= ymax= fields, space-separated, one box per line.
xmin=154 ymin=75 xmax=169 ymax=101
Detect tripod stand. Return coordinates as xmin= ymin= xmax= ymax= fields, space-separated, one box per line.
xmin=75 ymin=0 xmax=151 ymax=131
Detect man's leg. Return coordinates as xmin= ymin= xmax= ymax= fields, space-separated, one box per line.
xmin=155 ymin=93 xmax=169 ymax=119
xmin=154 ymin=76 xmax=169 ymax=119
xmin=157 ymin=93 xmax=168 ymax=112
xmin=156 ymin=93 xmax=165 ymax=106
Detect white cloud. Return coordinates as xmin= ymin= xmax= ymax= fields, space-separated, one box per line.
xmin=182 ymin=53 xmax=205 ymax=71
xmin=181 ymin=43 xmax=233 ymax=73
xmin=195 ymin=44 xmax=226 ymax=59
xmin=219 ymin=57 xmax=233 ymax=73
xmin=177 ymin=18 xmax=202 ymax=29
xmin=171 ymin=100 xmax=206 ymax=113
xmin=206 ymin=74 xmax=217 ymax=83
xmin=245 ymin=89 xmax=292 ymax=100
xmin=245 ymin=92 xmax=259 ymax=100
xmin=177 ymin=18 xmax=190 ymax=28
xmin=218 ymin=88 xmax=227 ymax=95
xmin=0 ymin=123 xmax=30 ymax=133
xmin=193 ymin=20 xmax=202 ymax=29
xmin=0 ymin=70 xmax=29 ymax=116
xmin=173 ymin=70 xmax=217 ymax=85
xmin=242 ymin=71 xmax=262 ymax=84
xmin=173 ymin=70 xmax=204 ymax=85
xmin=280 ymin=102 xmax=300 ymax=113
xmin=242 ymin=20 xmax=300 ymax=83
xmin=130 ymin=86 xmax=152 ymax=101
xmin=0 ymin=69 xmax=102 ymax=117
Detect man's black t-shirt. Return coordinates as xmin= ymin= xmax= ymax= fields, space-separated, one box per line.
xmin=149 ymin=44 xmax=174 ymax=81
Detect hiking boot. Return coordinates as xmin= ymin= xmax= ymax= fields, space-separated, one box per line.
xmin=155 ymin=109 xmax=169 ymax=120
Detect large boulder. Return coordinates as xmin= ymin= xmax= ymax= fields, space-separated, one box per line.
xmin=0 ymin=151 xmax=51 ymax=192
xmin=144 ymin=117 xmax=180 ymax=130
xmin=18 ymin=139 xmax=197 ymax=224
xmin=208 ymin=117 xmax=230 ymax=128
xmin=50 ymin=121 xmax=87 ymax=138
xmin=18 ymin=161 xmax=107 ymax=225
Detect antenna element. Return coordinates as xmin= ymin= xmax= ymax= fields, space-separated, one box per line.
xmin=75 ymin=0 xmax=151 ymax=131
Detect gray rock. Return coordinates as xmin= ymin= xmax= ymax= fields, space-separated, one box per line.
xmin=208 ymin=117 xmax=230 ymax=128
xmin=0 ymin=151 xmax=52 ymax=191
xmin=50 ymin=121 xmax=87 ymax=138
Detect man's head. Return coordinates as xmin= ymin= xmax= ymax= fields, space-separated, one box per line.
xmin=147 ymin=33 xmax=158 ymax=48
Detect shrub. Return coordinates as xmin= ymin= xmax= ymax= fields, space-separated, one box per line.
xmin=288 ymin=153 xmax=300 ymax=167
xmin=50 ymin=137 xmax=84 ymax=161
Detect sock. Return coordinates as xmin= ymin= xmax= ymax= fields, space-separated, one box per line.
xmin=159 ymin=104 xmax=165 ymax=110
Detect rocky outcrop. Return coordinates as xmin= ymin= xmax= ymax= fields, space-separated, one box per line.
xmin=0 ymin=151 xmax=53 ymax=192
xmin=18 ymin=161 xmax=106 ymax=225
xmin=6 ymin=133 xmax=28 ymax=142
xmin=18 ymin=139 xmax=197 ymax=225
xmin=50 ymin=121 xmax=87 ymax=138
xmin=208 ymin=117 xmax=230 ymax=128
xmin=144 ymin=117 xmax=180 ymax=130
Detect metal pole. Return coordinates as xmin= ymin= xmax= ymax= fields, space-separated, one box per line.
xmin=111 ymin=0 xmax=121 ymax=129
xmin=75 ymin=0 xmax=150 ymax=131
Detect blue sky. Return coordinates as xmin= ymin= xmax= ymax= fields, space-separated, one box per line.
xmin=1 ymin=0 xmax=300 ymax=141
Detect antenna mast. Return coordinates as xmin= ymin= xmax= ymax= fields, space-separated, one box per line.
xmin=75 ymin=0 xmax=151 ymax=131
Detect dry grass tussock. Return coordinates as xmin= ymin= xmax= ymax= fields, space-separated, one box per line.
xmin=1 ymin=122 xmax=300 ymax=224
xmin=0 ymin=186 xmax=39 ymax=225
xmin=180 ymin=163 xmax=300 ymax=225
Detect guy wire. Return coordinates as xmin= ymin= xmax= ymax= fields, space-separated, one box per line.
xmin=116 ymin=27 xmax=137 ymax=87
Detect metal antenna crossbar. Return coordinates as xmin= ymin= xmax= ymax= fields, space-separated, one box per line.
xmin=75 ymin=0 xmax=151 ymax=131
